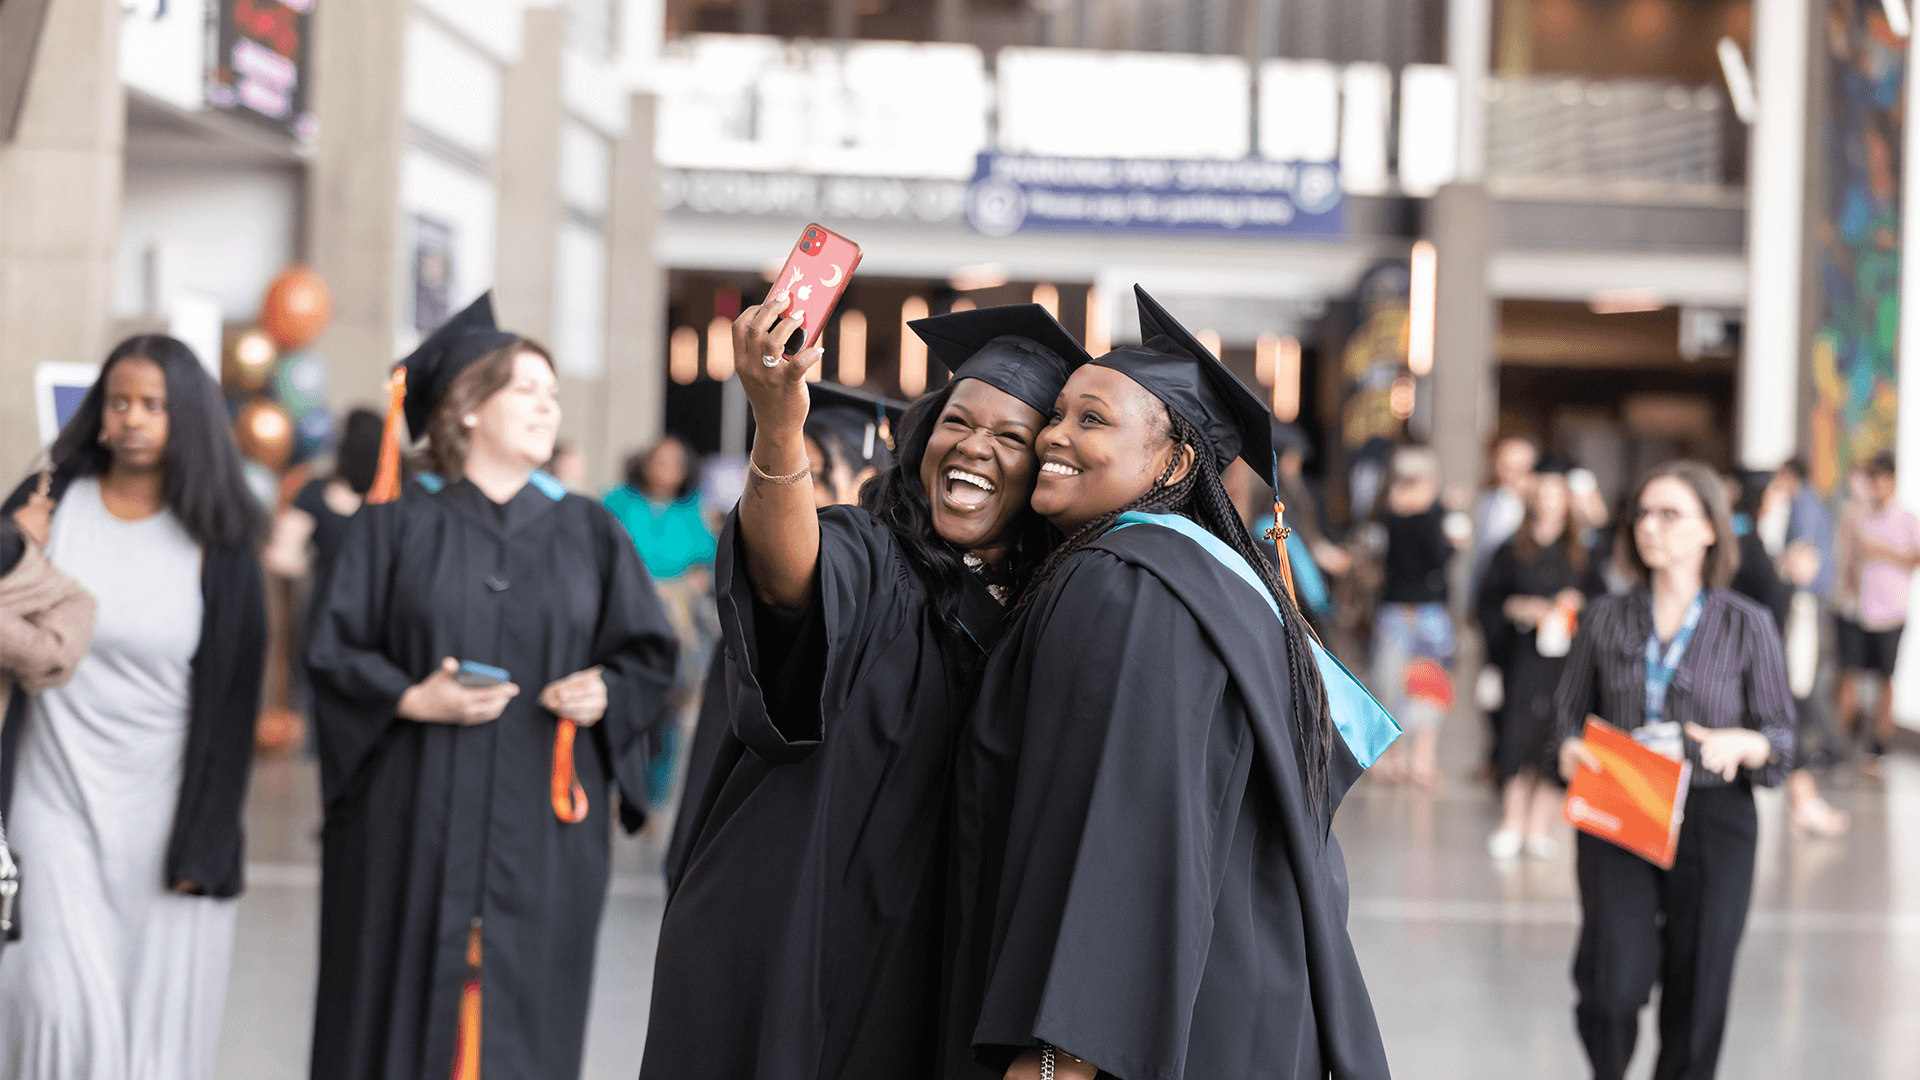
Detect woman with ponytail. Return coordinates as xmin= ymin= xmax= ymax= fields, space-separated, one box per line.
xmin=943 ymin=288 xmax=1394 ymax=1080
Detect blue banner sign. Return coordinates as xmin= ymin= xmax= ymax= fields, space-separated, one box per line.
xmin=966 ymin=153 xmax=1346 ymax=239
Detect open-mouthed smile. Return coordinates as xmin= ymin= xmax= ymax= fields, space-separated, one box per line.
xmin=939 ymin=466 xmax=999 ymax=512
xmin=1038 ymin=460 xmax=1081 ymax=478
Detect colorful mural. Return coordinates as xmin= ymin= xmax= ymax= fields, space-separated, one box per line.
xmin=1809 ymin=0 xmax=1905 ymax=495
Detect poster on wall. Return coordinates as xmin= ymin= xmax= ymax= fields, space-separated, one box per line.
xmin=210 ymin=0 xmax=316 ymax=142
xmin=1808 ymin=0 xmax=1905 ymax=496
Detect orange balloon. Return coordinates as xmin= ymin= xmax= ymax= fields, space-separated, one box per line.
xmin=237 ymin=398 xmax=295 ymax=469
xmin=261 ymin=266 xmax=334 ymax=349
xmin=223 ymin=329 xmax=278 ymax=393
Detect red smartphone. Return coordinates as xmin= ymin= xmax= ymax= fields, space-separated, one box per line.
xmin=770 ymin=223 xmax=861 ymax=355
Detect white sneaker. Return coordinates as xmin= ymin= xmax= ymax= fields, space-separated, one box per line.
xmin=1488 ymin=830 xmax=1523 ymax=859
xmin=1524 ymin=835 xmax=1560 ymax=860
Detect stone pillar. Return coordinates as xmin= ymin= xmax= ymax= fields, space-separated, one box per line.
xmin=1429 ymin=183 xmax=1495 ymax=608
xmin=496 ymin=8 xmax=563 ymax=346
xmin=1738 ymin=0 xmax=1812 ymax=469
xmin=306 ymin=0 xmax=408 ymax=411
xmin=0 ymin=0 xmax=123 ymax=477
xmin=604 ymin=91 xmax=666 ymax=482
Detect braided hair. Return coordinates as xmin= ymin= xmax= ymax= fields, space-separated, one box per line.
xmin=1021 ymin=405 xmax=1338 ymax=829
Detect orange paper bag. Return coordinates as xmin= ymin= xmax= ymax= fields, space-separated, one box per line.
xmin=1564 ymin=718 xmax=1692 ymax=869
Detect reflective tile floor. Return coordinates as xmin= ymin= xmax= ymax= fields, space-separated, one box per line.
xmin=217 ymin=719 xmax=1920 ymax=1080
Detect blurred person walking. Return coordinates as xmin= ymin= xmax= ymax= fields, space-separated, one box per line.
xmin=661 ymin=382 xmax=903 ymax=896
xmin=1371 ymin=445 xmax=1463 ymax=787
xmin=1554 ymin=461 xmax=1794 ymax=1080
xmin=1831 ymin=451 xmax=1918 ymax=778
xmin=1471 ymin=435 xmax=1540 ymax=590
xmin=262 ymin=407 xmax=384 ymax=614
xmin=1476 ymin=458 xmax=1600 ymax=859
xmin=643 ymin=299 xmax=1086 ymax=1080
xmin=0 ymin=336 xmax=267 ymax=1080
xmin=603 ymin=436 xmax=719 ymax=808
xmin=305 ymin=295 xmax=677 ymax=1080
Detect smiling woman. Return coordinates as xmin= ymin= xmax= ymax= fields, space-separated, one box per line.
xmin=644 ymin=299 xmax=1089 ymax=1080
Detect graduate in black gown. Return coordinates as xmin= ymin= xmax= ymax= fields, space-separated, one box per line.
xmin=643 ymin=296 xmax=1088 ymax=1080
xmin=945 ymin=286 xmax=1393 ymax=1080
xmin=306 ymin=294 xmax=677 ymax=1080
xmin=662 ymin=382 xmax=904 ymax=896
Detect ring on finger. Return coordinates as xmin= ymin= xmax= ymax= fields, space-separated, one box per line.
xmin=762 ymin=354 xmax=781 ymax=368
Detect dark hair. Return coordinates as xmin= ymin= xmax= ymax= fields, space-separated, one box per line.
xmin=806 ymin=407 xmax=894 ymax=477
xmin=426 ymin=339 xmax=555 ymax=478
xmin=625 ymin=435 xmax=701 ymax=500
xmin=0 ymin=517 xmax=22 ymax=576
xmin=1618 ymin=460 xmax=1741 ymax=591
xmin=335 ymin=408 xmax=386 ymax=495
xmin=1866 ymin=450 xmax=1897 ymax=479
xmin=858 ymin=383 xmax=1052 ymax=650
xmin=1513 ymin=470 xmax=1589 ymax=573
xmin=44 ymin=334 xmax=261 ymax=547
xmin=1781 ymin=457 xmax=1809 ymax=483
xmin=1022 ymin=403 xmax=1337 ymax=829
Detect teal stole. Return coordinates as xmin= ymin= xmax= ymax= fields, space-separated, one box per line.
xmin=1111 ymin=511 xmax=1402 ymax=768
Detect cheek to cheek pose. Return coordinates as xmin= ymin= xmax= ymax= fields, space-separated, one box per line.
xmin=945 ymin=287 xmax=1394 ymax=1080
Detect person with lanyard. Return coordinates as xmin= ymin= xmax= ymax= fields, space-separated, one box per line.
xmin=1552 ymin=460 xmax=1794 ymax=1080
xmin=304 ymin=293 xmax=679 ymax=1080
xmin=642 ymin=297 xmax=1089 ymax=1080
xmin=661 ymin=381 xmax=905 ymax=896
xmin=943 ymin=286 xmax=1395 ymax=1080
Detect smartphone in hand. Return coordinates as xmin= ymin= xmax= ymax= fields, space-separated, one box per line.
xmin=769 ymin=224 xmax=861 ymax=356
xmin=453 ymin=661 xmax=511 ymax=689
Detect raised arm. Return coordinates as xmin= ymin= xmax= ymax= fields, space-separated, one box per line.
xmin=735 ymin=293 xmax=828 ymax=618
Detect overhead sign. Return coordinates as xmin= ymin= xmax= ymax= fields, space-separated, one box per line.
xmin=210 ymin=0 xmax=315 ymax=141
xmin=966 ymin=154 xmax=1347 ymax=239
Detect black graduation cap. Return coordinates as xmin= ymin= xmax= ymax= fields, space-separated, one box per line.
xmin=1086 ymin=285 xmax=1274 ymax=476
xmin=807 ymin=381 xmax=907 ymax=465
xmin=909 ymin=303 xmax=1091 ymax=415
xmin=396 ymin=292 xmax=519 ymax=438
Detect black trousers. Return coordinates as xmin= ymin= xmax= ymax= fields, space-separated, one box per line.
xmin=1572 ymin=783 xmax=1757 ymax=1080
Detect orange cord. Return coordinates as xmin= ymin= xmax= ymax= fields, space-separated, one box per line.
xmin=368 ymin=369 xmax=407 ymax=505
xmin=451 ymin=920 xmax=482 ymax=1080
xmin=1265 ymin=498 xmax=1299 ymax=605
xmin=551 ymin=720 xmax=589 ymax=824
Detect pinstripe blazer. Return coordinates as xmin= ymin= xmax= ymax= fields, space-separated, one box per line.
xmin=1552 ymin=588 xmax=1796 ymax=788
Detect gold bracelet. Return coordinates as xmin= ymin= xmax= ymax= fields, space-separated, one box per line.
xmin=749 ymin=456 xmax=810 ymax=485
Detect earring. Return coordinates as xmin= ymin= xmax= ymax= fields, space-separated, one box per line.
xmin=463 ymin=415 xmax=477 ymax=428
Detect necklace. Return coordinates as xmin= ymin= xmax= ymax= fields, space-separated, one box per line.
xmin=961 ymin=552 xmax=1011 ymax=605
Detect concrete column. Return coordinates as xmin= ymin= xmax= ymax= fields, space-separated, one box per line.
xmin=496 ymin=8 xmax=563 ymax=347
xmin=0 ymin=0 xmax=122 ymax=477
xmin=1447 ymin=0 xmax=1491 ymax=181
xmin=1429 ymin=183 xmax=1495 ymax=608
xmin=306 ymin=0 xmax=408 ymax=411
xmin=1738 ymin=0 xmax=1812 ymax=469
xmin=603 ymin=91 xmax=665 ymax=485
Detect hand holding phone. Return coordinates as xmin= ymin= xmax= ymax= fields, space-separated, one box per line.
xmin=398 ymin=657 xmax=520 ymax=726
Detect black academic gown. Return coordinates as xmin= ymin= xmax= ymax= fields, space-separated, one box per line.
xmin=662 ymin=653 xmax=727 ymax=896
xmin=306 ymin=477 xmax=677 ymax=1080
xmin=643 ymin=505 xmax=1007 ymax=1080
xmin=946 ymin=520 xmax=1389 ymax=1080
xmin=1475 ymin=540 xmax=1602 ymax=784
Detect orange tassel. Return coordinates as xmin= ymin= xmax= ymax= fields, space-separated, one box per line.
xmin=551 ymin=720 xmax=589 ymax=824
xmin=368 ymin=369 xmax=408 ymax=505
xmin=451 ymin=919 xmax=482 ymax=1080
xmin=1264 ymin=497 xmax=1300 ymax=606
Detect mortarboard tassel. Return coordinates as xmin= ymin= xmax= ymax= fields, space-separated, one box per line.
xmin=550 ymin=719 xmax=589 ymax=824
xmin=1264 ymin=496 xmax=1300 ymax=607
xmin=368 ymin=369 xmax=408 ymax=505
xmin=451 ymin=917 xmax=482 ymax=1080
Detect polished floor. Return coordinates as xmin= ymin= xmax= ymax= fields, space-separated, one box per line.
xmin=216 ymin=715 xmax=1919 ymax=1080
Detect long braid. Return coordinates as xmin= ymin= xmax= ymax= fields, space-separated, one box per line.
xmin=1022 ymin=406 xmax=1337 ymax=829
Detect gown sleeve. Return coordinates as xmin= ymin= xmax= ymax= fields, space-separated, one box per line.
xmin=584 ymin=504 xmax=680 ymax=833
xmin=306 ymin=502 xmax=421 ymax=804
xmin=711 ymin=504 xmax=901 ymax=764
xmin=971 ymin=552 xmax=1250 ymax=1080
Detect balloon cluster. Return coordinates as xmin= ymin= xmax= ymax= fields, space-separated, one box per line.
xmin=224 ymin=266 xmax=335 ymax=511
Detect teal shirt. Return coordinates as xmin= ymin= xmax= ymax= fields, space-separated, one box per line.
xmin=603 ymin=487 xmax=717 ymax=581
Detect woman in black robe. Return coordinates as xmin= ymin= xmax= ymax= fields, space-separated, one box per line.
xmin=945 ymin=287 xmax=1392 ymax=1080
xmin=1474 ymin=460 xmax=1602 ymax=860
xmin=306 ymin=294 xmax=677 ymax=1080
xmin=642 ymin=296 xmax=1088 ymax=1080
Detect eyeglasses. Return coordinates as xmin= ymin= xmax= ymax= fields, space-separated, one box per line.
xmin=1633 ymin=506 xmax=1701 ymax=526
